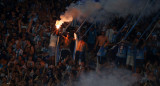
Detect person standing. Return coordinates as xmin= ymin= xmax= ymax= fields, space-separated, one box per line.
xmin=49 ymin=30 xmax=59 ymax=65
xmin=60 ymin=32 xmax=71 ymax=61
xmin=87 ymin=28 xmax=97 ymax=51
xmin=135 ymin=40 xmax=146 ymax=69
xmin=126 ymin=42 xmax=136 ymax=72
xmin=95 ymin=31 xmax=109 ymax=52
xmin=95 ymin=31 xmax=109 ymax=65
xmin=75 ymin=37 xmax=88 ymax=65
xmin=105 ymin=26 xmax=117 ymax=43
xmin=116 ymin=41 xmax=128 ymax=68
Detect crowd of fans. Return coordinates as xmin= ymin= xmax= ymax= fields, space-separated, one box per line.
xmin=0 ymin=0 xmax=160 ymax=86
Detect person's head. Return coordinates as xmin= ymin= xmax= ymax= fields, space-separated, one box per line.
xmin=37 ymin=41 xmax=42 ymax=46
xmin=37 ymin=57 xmax=42 ymax=62
xmin=16 ymin=43 xmax=21 ymax=49
xmin=152 ymin=34 xmax=157 ymax=40
xmin=7 ymin=48 xmax=12 ymax=54
xmin=12 ymin=32 xmax=17 ymax=39
xmin=0 ymin=22 xmax=4 ymax=28
xmin=21 ymin=60 xmax=25 ymax=65
xmin=0 ymin=39 xmax=2 ymax=45
xmin=22 ymin=28 xmax=27 ymax=33
xmin=2 ymin=77 xmax=7 ymax=83
xmin=80 ymin=62 xmax=85 ymax=67
xmin=28 ymin=56 xmax=32 ymax=61
xmin=58 ymin=61 xmax=62 ymax=66
xmin=105 ymin=24 xmax=111 ymax=29
xmin=112 ymin=26 xmax=117 ymax=30
xmin=1 ymin=14 xmax=5 ymax=20
xmin=26 ymin=40 xmax=31 ymax=45
xmin=21 ymin=8 xmax=26 ymax=14
xmin=23 ymin=52 xmax=27 ymax=57
xmin=149 ymin=72 xmax=154 ymax=77
xmin=18 ymin=56 xmax=22 ymax=61
xmin=90 ymin=28 xmax=95 ymax=31
xmin=136 ymin=32 xmax=141 ymax=38
xmin=10 ymin=57 xmax=15 ymax=61
xmin=101 ymin=31 xmax=105 ymax=36
xmin=133 ymin=38 xmax=139 ymax=46
xmin=66 ymin=32 xmax=70 ymax=38
xmin=11 ymin=11 xmax=16 ymax=16
xmin=12 ymin=51 xmax=16 ymax=58
xmin=22 ymin=34 xmax=26 ymax=41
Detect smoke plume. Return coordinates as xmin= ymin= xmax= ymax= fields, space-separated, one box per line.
xmin=73 ymin=68 xmax=138 ymax=86
xmin=56 ymin=0 xmax=160 ymax=26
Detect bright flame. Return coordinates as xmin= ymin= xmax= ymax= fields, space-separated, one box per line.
xmin=56 ymin=25 xmax=60 ymax=29
xmin=55 ymin=13 xmax=74 ymax=29
xmin=55 ymin=20 xmax=64 ymax=29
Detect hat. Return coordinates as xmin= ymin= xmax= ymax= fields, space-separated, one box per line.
xmin=137 ymin=32 xmax=141 ymax=36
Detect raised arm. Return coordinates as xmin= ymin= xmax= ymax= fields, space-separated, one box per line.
xmin=104 ymin=37 xmax=110 ymax=47
xmin=18 ymin=19 xmax=22 ymax=33
xmin=94 ymin=36 xmax=99 ymax=49
xmin=27 ymin=18 xmax=34 ymax=33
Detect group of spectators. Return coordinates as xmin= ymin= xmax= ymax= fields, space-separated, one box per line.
xmin=0 ymin=0 xmax=160 ymax=86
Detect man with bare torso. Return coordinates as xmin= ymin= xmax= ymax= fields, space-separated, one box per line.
xmin=60 ymin=32 xmax=71 ymax=61
xmin=95 ymin=31 xmax=109 ymax=64
xmin=95 ymin=31 xmax=109 ymax=52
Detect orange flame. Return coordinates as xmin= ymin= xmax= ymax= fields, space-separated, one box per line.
xmin=55 ymin=20 xmax=64 ymax=29
xmin=55 ymin=13 xmax=74 ymax=29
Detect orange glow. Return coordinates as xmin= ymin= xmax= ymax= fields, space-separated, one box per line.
xmin=55 ymin=20 xmax=64 ymax=29
xmin=55 ymin=14 xmax=73 ymax=30
xmin=56 ymin=24 xmax=60 ymax=29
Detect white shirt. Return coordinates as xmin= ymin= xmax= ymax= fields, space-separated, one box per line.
xmin=105 ymin=28 xmax=115 ymax=43
xmin=49 ymin=34 xmax=58 ymax=47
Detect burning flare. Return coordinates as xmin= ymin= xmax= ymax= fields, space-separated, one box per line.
xmin=55 ymin=20 xmax=64 ymax=29
xmin=55 ymin=12 xmax=74 ymax=29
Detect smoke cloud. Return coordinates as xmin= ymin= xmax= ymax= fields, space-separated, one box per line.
xmin=56 ymin=0 xmax=160 ymax=26
xmin=73 ymin=68 xmax=138 ymax=86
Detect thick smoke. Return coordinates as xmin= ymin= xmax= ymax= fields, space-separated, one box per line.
xmin=73 ymin=69 xmax=138 ymax=86
xmin=57 ymin=0 xmax=160 ymax=25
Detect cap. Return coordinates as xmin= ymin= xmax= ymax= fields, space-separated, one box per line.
xmin=137 ymin=32 xmax=141 ymax=36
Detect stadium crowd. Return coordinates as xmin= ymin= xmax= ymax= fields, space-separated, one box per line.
xmin=0 ymin=0 xmax=160 ymax=86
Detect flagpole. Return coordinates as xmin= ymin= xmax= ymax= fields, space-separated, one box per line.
xmin=55 ymin=31 xmax=60 ymax=66
xmin=76 ymin=18 xmax=88 ymax=33
xmin=146 ymin=22 xmax=158 ymax=40
xmin=115 ymin=16 xmax=132 ymax=38
xmin=73 ymin=33 xmax=78 ymax=60
xmin=123 ymin=0 xmax=152 ymax=40
xmin=139 ymin=12 xmax=160 ymax=40
xmin=64 ymin=22 xmax=72 ymax=33
xmin=81 ymin=22 xmax=94 ymax=39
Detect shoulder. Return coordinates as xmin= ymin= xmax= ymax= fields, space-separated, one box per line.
xmin=97 ymin=36 xmax=101 ymax=39
xmin=105 ymin=36 xmax=108 ymax=40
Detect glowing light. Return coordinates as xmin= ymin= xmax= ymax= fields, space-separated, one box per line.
xmin=55 ymin=14 xmax=73 ymax=29
xmin=56 ymin=25 xmax=60 ymax=29
xmin=55 ymin=20 xmax=64 ymax=29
